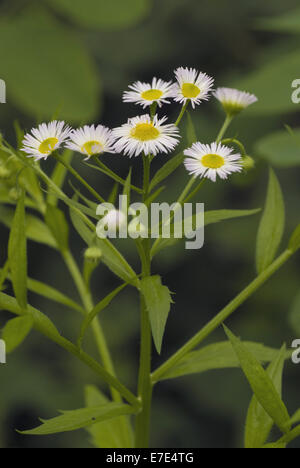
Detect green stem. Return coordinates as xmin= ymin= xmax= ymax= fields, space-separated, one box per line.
xmin=62 ymin=249 xmax=120 ymax=403
xmin=135 ymin=156 xmax=153 ymax=448
xmin=152 ymin=249 xmax=294 ymax=383
xmin=183 ymin=179 xmax=206 ymax=203
xmin=175 ymin=101 xmax=190 ymax=126
xmin=53 ymin=153 xmax=105 ymax=203
xmin=216 ymin=115 xmax=233 ymax=143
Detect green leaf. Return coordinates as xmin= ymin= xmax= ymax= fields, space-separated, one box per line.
xmin=0 ymin=291 xmax=60 ymax=341
xmin=0 ymin=206 xmax=57 ymax=249
xmin=159 ymin=341 xmax=290 ymax=381
xmin=8 ymin=192 xmax=27 ymax=309
xmin=140 ymin=276 xmax=173 ymax=354
xmin=47 ymin=0 xmax=151 ymax=31
xmin=151 ymin=208 xmax=261 ymax=257
xmin=0 ymin=7 xmax=99 ymax=122
xmin=289 ymin=224 xmax=300 ymax=253
xmin=45 ymin=205 xmax=69 ymax=252
xmin=149 ymin=152 xmax=185 ymax=192
xmin=0 ymin=268 xmax=84 ymax=315
xmin=2 ymin=315 xmax=34 ymax=353
xmin=78 ymin=284 xmax=127 ymax=348
xmin=234 ymin=50 xmax=300 ymax=115
xmin=84 ymin=386 xmax=133 ymax=448
xmin=245 ymin=345 xmax=287 ymax=448
xmin=20 ymin=403 xmax=136 ymax=436
xmin=256 ymin=169 xmax=285 ymax=274
xmin=224 ymin=326 xmax=290 ymax=435
xmin=122 ymin=169 xmax=132 ymax=210
xmin=255 ymin=7 xmax=300 ymax=34
xmin=255 ymin=129 xmax=300 ymax=168
xmin=70 ymin=206 xmax=96 ymax=246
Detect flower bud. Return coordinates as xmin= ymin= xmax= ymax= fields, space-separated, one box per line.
xmin=84 ymin=246 xmax=102 ymax=263
xmin=242 ymin=155 xmax=255 ymax=171
xmin=0 ymin=165 xmax=11 ymax=180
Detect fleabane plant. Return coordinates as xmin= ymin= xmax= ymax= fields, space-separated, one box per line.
xmin=0 ymin=66 xmax=299 ymax=449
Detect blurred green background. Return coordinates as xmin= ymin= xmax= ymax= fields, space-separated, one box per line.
xmin=0 ymin=0 xmax=300 ymax=448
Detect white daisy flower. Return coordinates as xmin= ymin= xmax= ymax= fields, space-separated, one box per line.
xmin=214 ymin=87 xmax=258 ymax=115
xmin=66 ymin=125 xmax=116 ymax=159
xmin=123 ymin=77 xmax=175 ymax=109
xmin=184 ymin=142 xmax=242 ymax=182
xmin=113 ymin=114 xmax=180 ymax=157
xmin=22 ymin=121 xmax=72 ymax=161
xmin=173 ymin=67 xmax=214 ymax=108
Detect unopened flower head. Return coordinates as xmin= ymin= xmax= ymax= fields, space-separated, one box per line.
xmin=66 ymin=125 xmax=116 ymax=159
xmin=123 ymin=78 xmax=175 ymax=109
xmin=21 ymin=121 xmax=72 ymax=161
xmin=113 ymin=114 xmax=180 ymax=157
xmin=173 ymin=67 xmax=214 ymax=108
xmin=184 ymin=142 xmax=242 ymax=182
xmin=214 ymin=87 xmax=258 ymax=116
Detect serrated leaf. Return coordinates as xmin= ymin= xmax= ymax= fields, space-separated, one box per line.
xmin=84 ymin=386 xmax=133 ymax=448
xmin=255 ymin=129 xmax=300 ymax=168
xmin=245 ymin=344 xmax=286 ymax=448
xmin=0 ymin=291 xmax=60 ymax=341
xmin=2 ymin=315 xmax=34 ymax=353
xmin=0 ymin=7 xmax=100 ymax=122
xmin=47 ymin=0 xmax=151 ymax=31
xmin=159 ymin=341 xmax=290 ymax=381
xmin=140 ymin=276 xmax=173 ymax=354
xmin=256 ymin=169 xmax=285 ymax=274
xmin=289 ymin=224 xmax=300 ymax=253
xmin=20 ymin=403 xmax=135 ymax=435
xmin=224 ymin=326 xmax=290 ymax=435
xmin=45 ymin=205 xmax=69 ymax=252
xmin=149 ymin=152 xmax=185 ymax=192
xmin=8 ymin=192 xmax=27 ymax=309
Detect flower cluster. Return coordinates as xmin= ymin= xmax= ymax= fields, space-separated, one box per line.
xmin=21 ymin=67 xmax=258 ymax=182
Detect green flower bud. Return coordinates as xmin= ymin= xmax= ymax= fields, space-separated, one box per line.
xmin=242 ymin=155 xmax=255 ymax=171
xmin=84 ymin=246 xmax=102 ymax=263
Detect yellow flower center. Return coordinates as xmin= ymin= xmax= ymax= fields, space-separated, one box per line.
xmin=141 ymin=89 xmax=163 ymax=101
xmin=201 ymin=154 xmax=225 ymax=169
xmin=182 ymin=83 xmax=200 ymax=98
xmin=38 ymin=137 xmax=59 ymax=155
xmin=131 ymin=123 xmax=160 ymax=141
xmin=81 ymin=140 xmax=103 ymax=155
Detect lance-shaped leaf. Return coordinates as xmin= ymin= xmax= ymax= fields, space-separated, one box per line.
xmin=256 ymin=169 xmax=285 ymax=274
xmin=245 ymin=344 xmax=286 ymax=448
xmin=158 ymin=341 xmax=290 ymax=381
xmin=78 ymin=283 xmax=127 ymax=348
xmin=2 ymin=315 xmax=34 ymax=353
xmin=84 ymin=386 xmax=134 ymax=448
xmin=186 ymin=111 xmax=197 ymax=145
xmin=289 ymin=224 xmax=300 ymax=253
xmin=8 ymin=192 xmax=27 ymax=309
xmin=140 ymin=276 xmax=173 ymax=354
xmin=149 ymin=152 xmax=184 ymax=192
xmin=45 ymin=205 xmax=69 ymax=252
xmin=224 ymin=326 xmax=290 ymax=435
xmin=20 ymin=403 xmax=136 ymax=436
